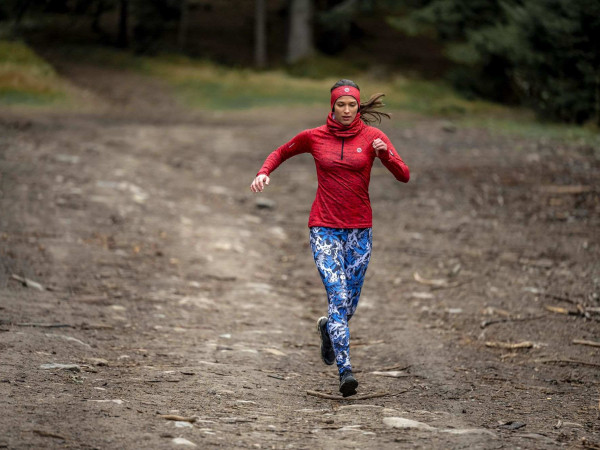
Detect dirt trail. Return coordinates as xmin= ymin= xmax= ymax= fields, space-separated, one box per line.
xmin=1 ymin=63 xmax=599 ymax=449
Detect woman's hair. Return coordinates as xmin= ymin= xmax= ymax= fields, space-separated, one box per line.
xmin=330 ymin=79 xmax=391 ymax=125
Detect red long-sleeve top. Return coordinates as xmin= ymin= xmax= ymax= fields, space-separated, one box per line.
xmin=257 ymin=121 xmax=410 ymax=228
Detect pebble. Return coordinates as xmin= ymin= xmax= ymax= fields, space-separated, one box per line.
xmin=383 ymin=417 xmax=435 ymax=431
xmin=87 ymin=358 xmax=109 ymax=366
xmin=255 ymin=198 xmax=276 ymax=209
xmin=172 ymin=437 xmax=197 ymax=446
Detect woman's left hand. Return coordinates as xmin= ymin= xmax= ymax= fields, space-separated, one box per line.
xmin=372 ymin=138 xmax=387 ymax=155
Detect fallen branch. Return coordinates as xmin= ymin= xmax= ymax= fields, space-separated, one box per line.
xmin=538 ymin=185 xmax=593 ymax=195
xmin=413 ymin=272 xmax=447 ymax=287
xmin=572 ymin=339 xmax=600 ymax=348
xmin=16 ymin=323 xmax=74 ymax=328
xmin=545 ymin=305 xmax=569 ymax=315
xmin=485 ymin=341 xmax=534 ymax=349
xmin=158 ymin=414 xmax=198 ymax=423
xmin=11 ymin=274 xmax=45 ymax=291
xmin=430 ymin=279 xmax=474 ymax=291
xmin=267 ymin=374 xmax=286 ymax=380
xmin=377 ymin=364 xmax=412 ymax=372
xmin=481 ymin=315 xmax=547 ymax=329
xmin=306 ymin=390 xmax=395 ymax=401
xmin=537 ymin=358 xmax=600 ymax=368
xmin=370 ymin=371 xmax=414 ymax=378
xmin=545 ymin=305 xmax=589 ymax=318
xmin=542 ymin=293 xmax=582 ymax=306
xmin=33 ymin=430 xmax=67 ymax=440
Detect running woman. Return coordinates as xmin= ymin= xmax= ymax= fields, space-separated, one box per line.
xmin=250 ymin=79 xmax=410 ymax=397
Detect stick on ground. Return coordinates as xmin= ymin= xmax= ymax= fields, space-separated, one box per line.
xmin=537 ymin=358 xmax=600 ymax=368
xmin=306 ymin=390 xmax=396 ymax=401
xmin=572 ymin=339 xmax=600 ymax=348
xmin=481 ymin=315 xmax=548 ymax=329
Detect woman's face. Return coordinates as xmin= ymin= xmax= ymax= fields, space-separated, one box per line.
xmin=333 ymin=95 xmax=359 ymax=125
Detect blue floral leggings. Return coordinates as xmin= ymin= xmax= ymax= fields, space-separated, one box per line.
xmin=309 ymin=227 xmax=372 ymax=375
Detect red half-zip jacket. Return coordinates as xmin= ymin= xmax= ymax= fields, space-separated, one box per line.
xmin=256 ymin=115 xmax=410 ymax=228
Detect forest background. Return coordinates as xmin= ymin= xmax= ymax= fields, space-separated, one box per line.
xmin=1 ymin=0 xmax=599 ymax=129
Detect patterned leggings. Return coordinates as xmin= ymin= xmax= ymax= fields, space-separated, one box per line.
xmin=309 ymin=227 xmax=372 ymax=375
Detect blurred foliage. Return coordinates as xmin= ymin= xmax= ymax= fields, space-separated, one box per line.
xmin=391 ymin=0 xmax=600 ymax=126
xmin=0 ymin=40 xmax=67 ymax=105
xmin=1 ymin=0 xmax=599 ymax=127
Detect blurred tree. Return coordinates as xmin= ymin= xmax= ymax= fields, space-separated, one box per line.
xmin=131 ymin=0 xmax=179 ymax=53
xmin=315 ymin=0 xmax=359 ymax=55
xmin=90 ymin=0 xmax=113 ymax=39
xmin=117 ymin=0 xmax=129 ymax=48
xmin=389 ymin=0 xmax=512 ymax=102
xmin=392 ymin=0 xmax=600 ymax=124
xmin=177 ymin=0 xmax=189 ymax=50
xmin=490 ymin=0 xmax=600 ymax=125
xmin=255 ymin=0 xmax=267 ymax=68
xmin=287 ymin=0 xmax=314 ymax=63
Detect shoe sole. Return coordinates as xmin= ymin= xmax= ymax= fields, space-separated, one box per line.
xmin=340 ymin=377 xmax=358 ymax=397
xmin=316 ymin=317 xmax=335 ymax=366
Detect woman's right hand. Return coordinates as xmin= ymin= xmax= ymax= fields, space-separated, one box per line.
xmin=250 ymin=174 xmax=270 ymax=193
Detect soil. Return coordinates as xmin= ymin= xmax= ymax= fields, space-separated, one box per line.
xmin=1 ymin=60 xmax=599 ymax=450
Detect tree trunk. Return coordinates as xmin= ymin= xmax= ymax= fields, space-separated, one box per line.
xmin=287 ymin=0 xmax=313 ymax=64
xmin=254 ymin=0 xmax=268 ymax=68
xmin=15 ymin=0 xmax=33 ymax=26
xmin=117 ymin=0 xmax=129 ymax=48
xmin=595 ymin=72 xmax=600 ymax=127
xmin=177 ymin=0 xmax=189 ymax=51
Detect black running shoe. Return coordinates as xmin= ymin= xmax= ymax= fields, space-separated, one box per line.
xmin=316 ymin=316 xmax=335 ymax=365
xmin=339 ymin=370 xmax=358 ymax=397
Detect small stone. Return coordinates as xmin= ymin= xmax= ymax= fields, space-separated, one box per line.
xmin=40 ymin=363 xmax=81 ymax=372
xmin=172 ymin=437 xmax=197 ymax=446
xmin=383 ymin=417 xmax=435 ymax=431
xmin=500 ymin=421 xmax=526 ymax=430
xmin=255 ymin=198 xmax=276 ymax=209
xmin=441 ymin=121 xmax=457 ymax=133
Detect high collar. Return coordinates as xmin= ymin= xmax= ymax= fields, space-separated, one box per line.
xmin=326 ymin=112 xmax=365 ymax=138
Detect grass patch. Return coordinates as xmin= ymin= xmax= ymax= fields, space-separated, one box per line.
xmin=145 ymin=56 xmax=335 ymax=109
xmin=464 ymin=116 xmax=600 ymax=147
xmin=0 ymin=40 xmax=69 ymax=106
xmin=139 ymin=53 xmax=509 ymax=117
xmin=2 ymin=43 xmax=597 ymax=145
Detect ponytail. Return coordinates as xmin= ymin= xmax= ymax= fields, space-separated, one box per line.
xmin=330 ymin=79 xmax=391 ymax=125
xmin=359 ymin=93 xmax=391 ymax=125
